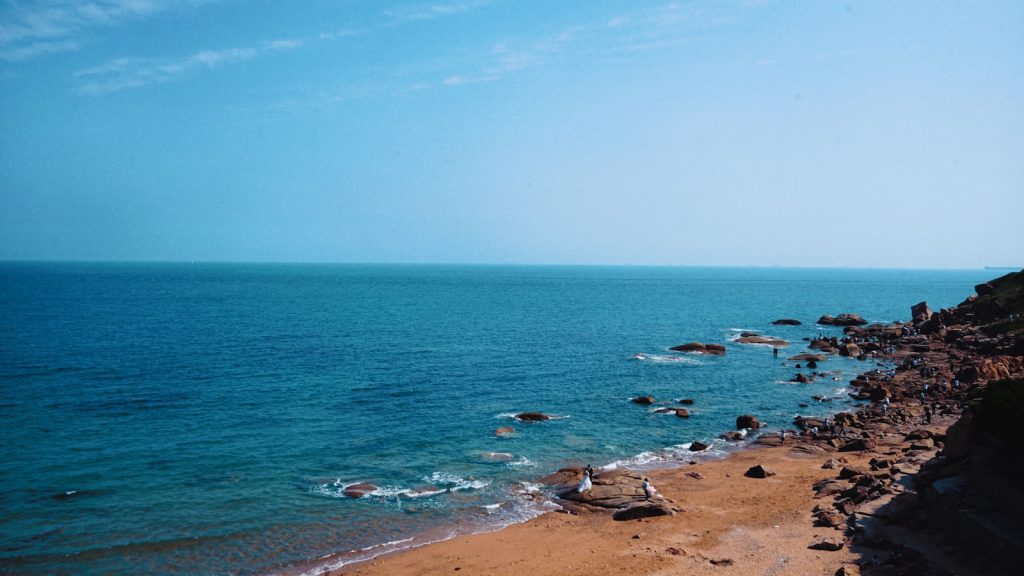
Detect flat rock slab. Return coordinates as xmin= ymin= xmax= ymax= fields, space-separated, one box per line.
xmin=808 ymin=538 xmax=846 ymax=551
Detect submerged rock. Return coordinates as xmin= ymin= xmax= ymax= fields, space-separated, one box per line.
xmin=343 ymin=482 xmax=377 ymax=498
xmin=515 ymin=412 xmax=551 ymax=422
xmin=495 ymin=426 xmax=516 ymax=436
xmin=772 ymin=318 xmax=802 ymax=325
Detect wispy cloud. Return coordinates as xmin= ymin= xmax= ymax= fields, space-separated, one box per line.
xmin=75 ymin=38 xmax=301 ymax=94
xmin=0 ymin=0 xmax=164 ymax=61
xmin=385 ymin=0 xmax=495 ymax=22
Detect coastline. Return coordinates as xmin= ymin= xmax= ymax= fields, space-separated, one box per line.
xmin=309 ymin=273 xmax=1024 ymax=576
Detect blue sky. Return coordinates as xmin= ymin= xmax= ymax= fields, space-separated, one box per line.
xmin=1 ymin=1 xmax=1022 ymax=267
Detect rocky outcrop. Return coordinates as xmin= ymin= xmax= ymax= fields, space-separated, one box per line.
xmin=670 ymin=342 xmax=726 ymax=355
xmin=789 ymin=353 xmax=826 ymax=362
xmin=772 ymin=318 xmax=802 ymax=325
xmin=545 ymin=466 xmax=678 ymax=520
xmin=837 ymin=343 xmax=862 ymax=357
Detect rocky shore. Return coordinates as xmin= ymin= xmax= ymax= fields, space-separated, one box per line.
xmin=337 ymin=270 xmax=1024 ymax=576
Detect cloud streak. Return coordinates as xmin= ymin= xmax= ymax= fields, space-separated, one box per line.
xmin=75 ymin=38 xmax=302 ymax=94
xmin=0 ymin=0 xmax=164 ymax=61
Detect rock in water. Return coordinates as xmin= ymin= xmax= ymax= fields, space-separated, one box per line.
xmin=736 ymin=415 xmax=761 ymax=429
xmin=495 ymin=426 xmax=515 ymax=436
xmin=772 ymin=319 xmax=802 ymax=325
xmin=515 ymin=412 xmax=551 ymax=422
xmin=343 ymin=482 xmax=377 ymax=498
xmin=679 ymin=398 xmax=695 ymax=405
xmin=631 ymin=396 xmax=655 ymax=405
xmin=674 ymin=408 xmax=690 ymax=418
xmin=689 ymin=441 xmax=709 ymax=451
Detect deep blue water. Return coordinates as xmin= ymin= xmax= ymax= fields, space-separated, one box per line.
xmin=0 ymin=263 xmax=994 ymax=575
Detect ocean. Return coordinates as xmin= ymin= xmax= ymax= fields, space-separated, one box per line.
xmin=0 ymin=263 xmax=994 ymax=575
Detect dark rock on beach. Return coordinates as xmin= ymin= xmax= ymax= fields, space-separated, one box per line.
xmin=744 ymin=464 xmax=775 ymax=478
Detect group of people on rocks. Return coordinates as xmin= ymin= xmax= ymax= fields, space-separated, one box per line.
xmin=576 ymin=464 xmax=658 ymax=501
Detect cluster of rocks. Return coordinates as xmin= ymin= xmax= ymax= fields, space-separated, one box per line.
xmin=540 ymin=466 xmax=680 ymax=520
xmin=669 ymin=342 xmax=726 ymax=355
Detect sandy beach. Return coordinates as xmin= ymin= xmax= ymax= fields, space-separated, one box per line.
xmin=334 ymin=412 xmax=961 ymax=576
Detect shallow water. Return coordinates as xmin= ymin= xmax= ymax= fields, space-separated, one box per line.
xmin=0 ymin=263 xmax=993 ymax=574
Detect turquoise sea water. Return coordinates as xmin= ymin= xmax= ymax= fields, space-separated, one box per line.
xmin=0 ymin=263 xmax=995 ymax=575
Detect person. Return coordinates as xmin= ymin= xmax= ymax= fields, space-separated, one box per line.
xmin=882 ymin=397 xmax=890 ymax=414
xmin=577 ymin=465 xmax=593 ymax=493
xmin=642 ymin=477 xmax=656 ymax=500
xmin=773 ymin=347 xmax=779 ymax=358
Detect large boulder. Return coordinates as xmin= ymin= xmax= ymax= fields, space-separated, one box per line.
xmin=772 ymin=319 xmax=802 ymax=325
xmin=689 ymin=441 xmax=709 ymax=451
xmin=911 ymin=301 xmax=932 ymax=323
xmin=631 ymin=396 xmax=655 ymax=405
xmin=736 ymin=415 xmax=761 ymax=429
xmin=515 ymin=412 xmax=552 ymax=422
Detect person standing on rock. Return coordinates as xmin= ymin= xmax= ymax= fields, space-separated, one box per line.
xmin=577 ymin=465 xmax=593 ymax=494
xmin=642 ymin=478 xmax=656 ymax=501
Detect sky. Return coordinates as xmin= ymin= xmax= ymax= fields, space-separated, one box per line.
xmin=1 ymin=0 xmax=1022 ymax=268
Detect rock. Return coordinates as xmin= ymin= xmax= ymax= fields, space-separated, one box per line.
xmin=976 ymin=282 xmax=995 ymax=296
xmin=343 ymin=482 xmax=377 ymax=498
xmin=744 ymin=464 xmax=775 ymax=478
xmin=515 ymin=412 xmax=552 ymax=422
xmin=868 ymin=385 xmax=890 ymax=402
xmin=909 ymin=438 xmax=935 ymax=450
xmin=679 ymin=398 xmax=695 ymax=405
xmin=905 ymin=429 xmax=931 ymax=441
xmin=670 ymin=342 xmax=726 ymax=355
xmin=834 ymin=313 xmax=868 ymax=326
xmin=911 ymin=301 xmax=932 ymax=323
xmin=736 ymin=335 xmax=789 ymax=347
xmin=838 ymin=343 xmax=862 ymax=357
xmin=792 ymin=373 xmax=811 ymax=383
xmin=674 ymin=408 xmax=690 ymax=418
xmin=720 ymin=431 xmax=744 ymax=441
xmin=631 ymin=396 xmax=655 ymax=405
xmin=808 ymin=538 xmax=845 ymax=551
xmin=838 ymin=466 xmax=868 ymax=480
xmin=789 ymin=353 xmax=826 ymax=362
xmin=612 ymin=501 xmax=674 ymax=520
xmin=686 ymin=472 xmax=704 ymax=480
xmin=704 ymin=343 xmax=726 ymax=355
xmin=736 ymin=415 xmax=761 ymax=429
xmin=709 ymin=558 xmax=734 ymax=566
xmin=817 ymin=315 xmax=836 ymax=325
xmin=814 ymin=510 xmax=845 ymax=527
xmin=482 ymin=451 xmax=514 ymax=462
xmin=689 ymin=441 xmax=709 ymax=452
xmin=822 ymin=458 xmax=840 ymax=469
xmin=838 ymin=438 xmax=875 ymax=452
xmin=495 ymin=426 xmax=515 ymax=437
xmin=772 ymin=319 xmax=802 ymax=325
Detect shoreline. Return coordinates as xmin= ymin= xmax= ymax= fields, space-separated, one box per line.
xmin=314 ymin=290 xmax=1014 ymax=575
